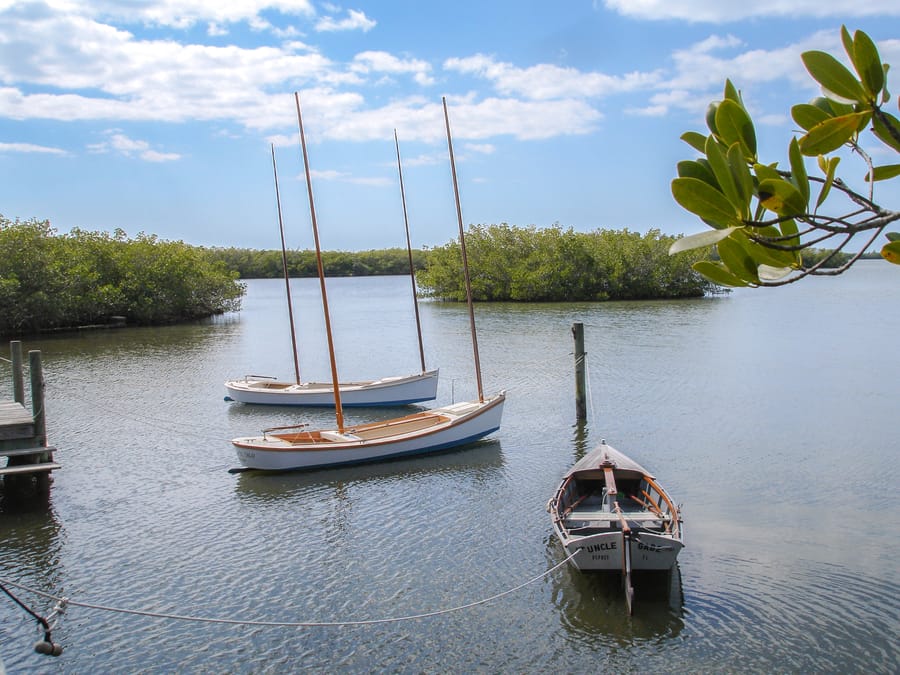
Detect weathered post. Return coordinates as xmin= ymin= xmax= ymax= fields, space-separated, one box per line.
xmin=29 ymin=350 xmax=47 ymax=445
xmin=29 ymin=349 xmax=51 ymax=493
xmin=11 ymin=340 xmax=24 ymax=404
xmin=572 ymin=322 xmax=586 ymax=420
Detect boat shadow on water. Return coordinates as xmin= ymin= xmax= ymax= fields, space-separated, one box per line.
xmin=545 ymin=536 xmax=685 ymax=641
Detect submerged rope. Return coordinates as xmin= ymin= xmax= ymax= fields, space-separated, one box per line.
xmin=0 ymin=551 xmax=576 ymax=628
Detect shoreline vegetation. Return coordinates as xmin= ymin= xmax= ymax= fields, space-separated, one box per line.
xmin=2 ymin=216 xmax=853 ymax=337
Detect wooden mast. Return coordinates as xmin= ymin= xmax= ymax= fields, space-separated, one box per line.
xmin=294 ymin=92 xmax=344 ymax=430
xmin=393 ymin=129 xmax=427 ymax=374
xmin=442 ymin=97 xmax=484 ymax=403
xmin=271 ymin=143 xmax=302 ymax=385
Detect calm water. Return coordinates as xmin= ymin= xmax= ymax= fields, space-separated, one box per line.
xmin=1 ymin=264 xmax=898 ymax=673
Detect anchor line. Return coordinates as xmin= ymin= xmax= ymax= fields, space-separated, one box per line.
xmin=583 ymin=355 xmax=599 ymax=428
xmin=0 ymin=551 xmax=577 ymax=629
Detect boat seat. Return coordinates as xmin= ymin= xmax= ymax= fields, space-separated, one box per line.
xmin=567 ymin=507 xmax=667 ymax=523
xmin=319 ymin=431 xmax=361 ymax=442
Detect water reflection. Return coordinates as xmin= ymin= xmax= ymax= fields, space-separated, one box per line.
xmin=546 ymin=534 xmax=685 ymax=643
xmin=0 ymin=496 xmax=65 ymax=669
xmin=571 ymin=420 xmax=590 ymax=462
xmin=1 ymin=269 xmax=897 ymax=672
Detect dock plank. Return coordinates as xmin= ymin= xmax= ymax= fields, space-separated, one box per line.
xmin=0 ymin=462 xmax=61 ymax=476
xmin=0 ymin=401 xmax=35 ymax=441
xmin=1 ymin=446 xmax=57 ymax=458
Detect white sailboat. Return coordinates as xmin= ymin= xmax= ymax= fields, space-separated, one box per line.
xmin=224 ymin=140 xmax=438 ymax=407
xmin=231 ymin=95 xmax=505 ymax=471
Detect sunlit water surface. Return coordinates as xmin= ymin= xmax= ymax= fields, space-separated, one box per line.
xmin=1 ymin=264 xmax=898 ymax=673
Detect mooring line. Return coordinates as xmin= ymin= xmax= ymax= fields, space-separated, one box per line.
xmin=0 ymin=551 xmax=577 ymax=628
xmin=583 ymin=355 xmax=599 ymax=428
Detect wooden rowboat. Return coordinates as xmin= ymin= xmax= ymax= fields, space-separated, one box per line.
xmin=548 ymin=441 xmax=684 ymax=612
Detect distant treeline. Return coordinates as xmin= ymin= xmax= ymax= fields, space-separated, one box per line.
xmin=0 ymin=216 xmax=244 ymax=336
xmin=207 ymin=247 xmax=427 ymax=279
xmin=418 ymin=224 xmax=717 ymax=301
xmin=800 ymin=248 xmax=854 ymax=267
xmin=1 ymin=214 xmax=859 ymax=336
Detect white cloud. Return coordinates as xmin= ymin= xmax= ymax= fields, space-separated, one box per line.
xmin=602 ymin=0 xmax=900 ymax=22
xmin=65 ymin=0 xmax=316 ymax=30
xmin=444 ymin=54 xmax=660 ymax=100
xmin=0 ymin=5 xmax=341 ymax=128
xmin=315 ymin=8 xmax=375 ymax=32
xmin=306 ymin=167 xmax=389 ymax=186
xmin=351 ymin=51 xmax=434 ymax=86
xmin=463 ymin=143 xmax=495 ymax=154
xmin=400 ymin=152 xmax=443 ymax=168
xmin=645 ymin=30 xmax=900 ymax=117
xmin=309 ymin=168 xmax=345 ymax=179
xmin=440 ymin=96 xmax=601 ymax=141
xmin=207 ymin=22 xmax=228 ymax=37
xmin=88 ymin=131 xmax=181 ymax=161
xmin=0 ymin=141 xmax=67 ymax=154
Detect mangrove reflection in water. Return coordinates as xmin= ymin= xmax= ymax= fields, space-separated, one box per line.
xmin=1 ymin=267 xmax=899 ymax=672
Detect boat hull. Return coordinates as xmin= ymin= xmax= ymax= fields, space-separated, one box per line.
xmin=555 ymin=527 xmax=683 ymax=572
xmin=225 ymin=369 xmax=439 ymax=407
xmin=549 ymin=442 xmax=684 ymax=574
xmin=232 ymin=392 xmax=505 ymax=471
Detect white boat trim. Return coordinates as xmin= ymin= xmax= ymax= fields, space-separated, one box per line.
xmin=225 ymin=368 xmax=439 ymax=407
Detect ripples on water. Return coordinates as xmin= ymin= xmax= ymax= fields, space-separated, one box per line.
xmin=2 ymin=268 xmax=899 ymax=672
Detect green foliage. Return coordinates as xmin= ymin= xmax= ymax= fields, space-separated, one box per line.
xmin=799 ymin=247 xmax=853 ymax=268
xmin=207 ymin=247 xmax=427 ymax=279
xmin=670 ymin=27 xmax=900 ymax=286
xmin=0 ymin=216 xmax=244 ymax=336
xmin=417 ymin=224 xmax=715 ymax=302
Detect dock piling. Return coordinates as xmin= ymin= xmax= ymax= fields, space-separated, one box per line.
xmin=573 ymin=322 xmax=586 ymax=421
xmin=1 ymin=341 xmax=58 ymax=498
xmin=11 ymin=340 xmax=24 ymax=404
xmin=30 ymin=349 xmax=47 ymax=444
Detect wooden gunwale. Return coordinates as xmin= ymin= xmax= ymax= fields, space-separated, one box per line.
xmin=644 ymin=477 xmax=679 ymax=535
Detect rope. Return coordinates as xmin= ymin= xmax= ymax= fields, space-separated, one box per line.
xmin=0 ymin=581 xmax=51 ymax=631
xmin=0 ymin=550 xmax=577 ymax=628
xmin=584 ymin=355 xmax=599 ymax=428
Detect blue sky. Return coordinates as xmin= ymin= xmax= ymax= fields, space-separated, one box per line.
xmin=1 ymin=1 xmax=899 ymax=251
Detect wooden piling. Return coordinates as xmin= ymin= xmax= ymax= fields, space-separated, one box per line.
xmin=29 ymin=349 xmax=47 ymax=444
xmin=11 ymin=340 xmax=24 ymax=404
xmin=1 ymin=342 xmax=59 ymax=497
xmin=573 ymin=322 xmax=586 ymax=420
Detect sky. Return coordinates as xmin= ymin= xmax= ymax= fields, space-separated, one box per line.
xmin=1 ymin=1 xmax=899 ymax=252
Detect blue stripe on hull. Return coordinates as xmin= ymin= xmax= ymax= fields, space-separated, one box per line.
xmin=259 ymin=425 xmax=501 ymax=472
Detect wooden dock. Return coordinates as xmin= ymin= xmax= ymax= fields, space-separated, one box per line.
xmin=1 ymin=341 xmax=59 ymax=493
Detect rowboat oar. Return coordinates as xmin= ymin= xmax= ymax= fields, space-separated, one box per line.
xmin=614 ymin=502 xmax=635 ymax=614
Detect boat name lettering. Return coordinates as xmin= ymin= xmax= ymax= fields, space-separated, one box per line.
xmin=582 ymin=542 xmax=616 ymax=553
xmin=637 ymin=541 xmax=664 ymax=553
